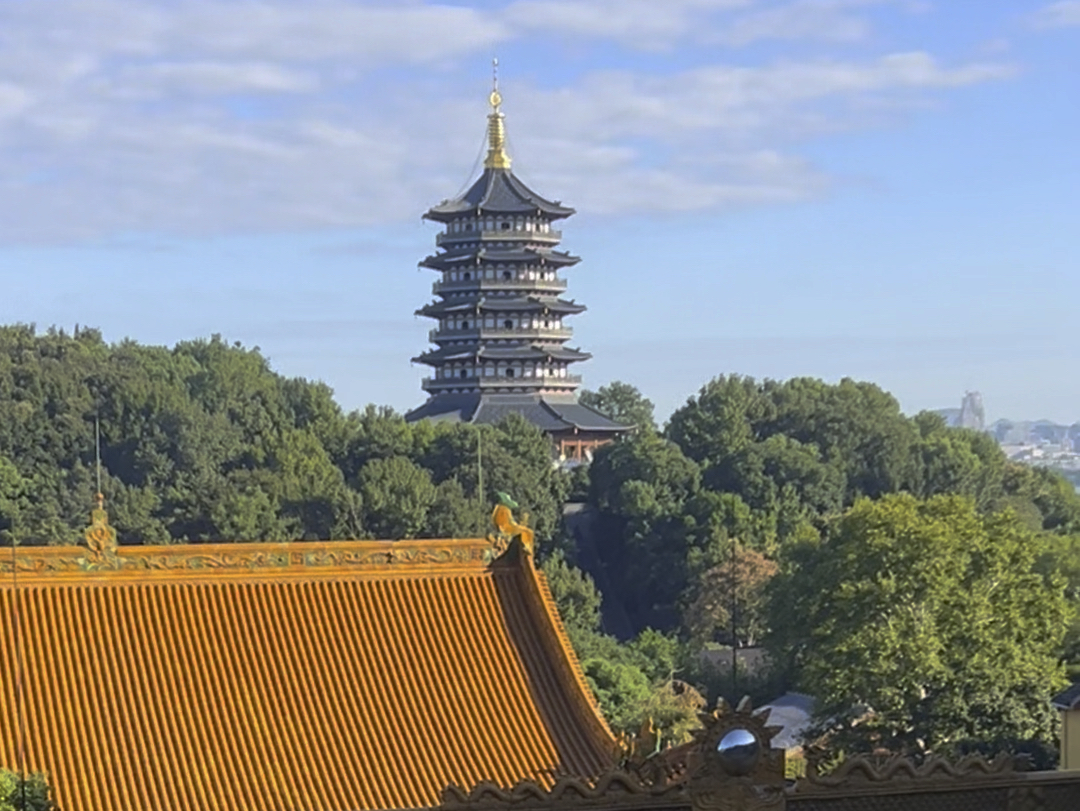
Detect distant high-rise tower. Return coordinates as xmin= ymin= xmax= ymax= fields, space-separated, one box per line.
xmin=405 ymin=74 xmax=628 ymax=462
xmin=959 ymin=391 xmax=985 ymax=431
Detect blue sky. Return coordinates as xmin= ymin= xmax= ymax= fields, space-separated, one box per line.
xmin=1 ymin=0 xmax=1078 ymax=423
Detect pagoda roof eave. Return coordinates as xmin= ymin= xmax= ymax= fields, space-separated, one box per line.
xmin=424 ymin=168 xmax=575 ymax=222
xmin=419 ymin=248 xmax=580 ymax=271
xmin=416 ymin=297 xmax=586 ymax=318
xmin=413 ymin=345 xmax=592 ymax=365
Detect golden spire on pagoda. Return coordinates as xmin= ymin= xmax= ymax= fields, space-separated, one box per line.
xmin=484 ymin=57 xmax=511 ymax=170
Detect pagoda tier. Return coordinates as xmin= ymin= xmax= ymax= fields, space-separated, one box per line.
xmin=419 ymin=246 xmax=580 ymax=272
xmin=417 ymin=295 xmax=586 ymax=318
xmin=406 ymin=79 xmax=629 ymax=457
xmin=414 ymin=345 xmax=591 ymax=364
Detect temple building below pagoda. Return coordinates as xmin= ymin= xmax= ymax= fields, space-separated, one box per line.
xmin=405 ymin=78 xmax=629 ymax=461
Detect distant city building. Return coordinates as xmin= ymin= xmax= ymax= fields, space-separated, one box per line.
xmin=405 ymin=79 xmax=629 ymax=461
xmin=958 ymin=391 xmax=985 ymax=431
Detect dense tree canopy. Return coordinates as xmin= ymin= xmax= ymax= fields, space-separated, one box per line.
xmin=772 ymin=494 xmax=1070 ymax=758
xmin=579 ymin=381 xmax=656 ymax=431
xmin=0 ymin=326 xmax=565 ymax=548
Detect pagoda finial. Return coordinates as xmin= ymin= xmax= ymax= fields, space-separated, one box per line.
xmin=484 ymin=57 xmax=511 ymax=170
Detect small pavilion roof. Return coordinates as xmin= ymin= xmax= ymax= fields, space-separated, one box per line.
xmin=420 ymin=247 xmax=580 ymax=271
xmin=425 ymin=169 xmax=575 ymax=223
xmin=417 ymin=296 xmax=585 ymax=318
xmin=1053 ymin=682 xmax=1080 ymax=710
xmin=0 ymin=531 xmax=615 ymax=811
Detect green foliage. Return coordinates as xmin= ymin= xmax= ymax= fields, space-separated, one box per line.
xmin=588 ymin=432 xmax=705 ymax=628
xmin=579 ymin=381 xmax=656 ymax=431
xmin=542 ymin=550 xmax=603 ymax=638
xmin=685 ymin=544 xmax=778 ymax=648
xmin=776 ymin=494 xmax=1069 ymax=757
xmin=358 ymin=456 xmax=435 ymax=539
xmin=0 ymin=770 xmax=56 ymax=811
xmin=0 ymin=327 xmax=567 ymax=548
xmin=542 ymin=550 xmax=702 ymax=745
xmin=666 ymin=375 xmax=919 ymax=509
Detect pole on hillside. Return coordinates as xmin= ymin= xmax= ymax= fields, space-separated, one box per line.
xmin=731 ymin=537 xmax=738 ymax=700
xmin=477 ymin=427 xmax=484 ymax=535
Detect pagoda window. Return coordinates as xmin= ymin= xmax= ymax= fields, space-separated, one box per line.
xmin=503 ymin=319 xmax=513 ymax=330
xmin=505 ymin=368 xmax=515 ymax=378
xmin=502 ymin=271 xmax=512 ymax=280
xmin=464 ymin=223 xmax=473 ymax=231
xmin=463 ymin=272 xmax=471 ymax=281
xmin=500 ymin=221 xmax=511 ymax=230
xmin=462 ymin=320 xmax=470 ymax=330
xmin=459 ymin=369 xmax=468 ymax=379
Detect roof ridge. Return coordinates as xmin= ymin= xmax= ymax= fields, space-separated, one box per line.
xmin=0 ymin=537 xmax=500 ymax=584
xmin=509 ymin=543 xmax=617 ymax=764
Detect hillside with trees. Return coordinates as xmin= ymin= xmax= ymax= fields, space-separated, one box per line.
xmin=3 ymin=325 xmax=1079 ymax=762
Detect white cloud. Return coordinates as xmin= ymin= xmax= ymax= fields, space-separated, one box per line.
xmin=127 ymin=62 xmax=318 ymax=96
xmin=509 ymin=54 xmax=1015 ymax=145
xmin=718 ymin=0 xmax=873 ymax=46
xmin=0 ymin=1 xmax=1016 ymax=243
xmin=1032 ymin=1 xmax=1080 ymax=28
xmin=505 ymin=0 xmax=750 ymax=48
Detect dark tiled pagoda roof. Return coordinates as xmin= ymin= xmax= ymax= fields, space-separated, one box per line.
xmin=420 ymin=246 xmax=580 ymax=271
xmin=412 ymin=344 xmax=591 ymax=365
xmin=425 ymin=168 xmax=575 ymax=222
xmin=416 ymin=296 xmax=585 ymax=318
xmin=405 ymin=393 xmax=631 ymax=433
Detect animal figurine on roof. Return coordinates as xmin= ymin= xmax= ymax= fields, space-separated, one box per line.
xmin=491 ymin=492 xmax=535 ymax=555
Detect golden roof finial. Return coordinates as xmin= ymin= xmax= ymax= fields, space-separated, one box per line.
xmin=85 ymin=491 xmax=117 ymax=558
xmin=484 ymin=57 xmax=511 ymax=170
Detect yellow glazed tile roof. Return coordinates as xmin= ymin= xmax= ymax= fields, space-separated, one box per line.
xmin=0 ymin=538 xmax=615 ymax=811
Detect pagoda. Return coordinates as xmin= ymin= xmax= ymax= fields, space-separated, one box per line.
xmin=406 ymin=77 xmax=628 ymax=462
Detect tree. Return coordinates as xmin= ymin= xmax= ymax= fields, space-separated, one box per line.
xmin=418 ymin=416 xmax=569 ymax=548
xmin=665 ymin=375 xmax=765 ymax=469
xmin=588 ymin=432 xmax=702 ymax=629
xmin=0 ymin=456 xmax=28 ymax=544
xmin=667 ymin=375 xmax=920 ymax=508
xmin=913 ymin=412 xmax=1006 ymax=510
xmin=775 ymin=493 xmax=1070 ymax=757
xmin=542 ymin=549 xmax=603 ymax=643
xmin=357 ymin=456 xmax=436 ymax=539
xmin=0 ymin=770 xmax=56 ymax=811
xmin=685 ymin=544 xmax=778 ymax=648
xmin=579 ymin=381 xmax=656 ymax=431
